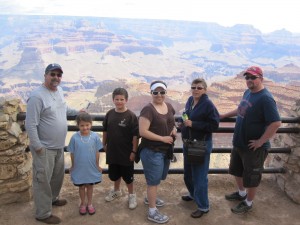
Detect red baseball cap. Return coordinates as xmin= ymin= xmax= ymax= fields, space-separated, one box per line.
xmin=243 ymin=66 xmax=263 ymax=77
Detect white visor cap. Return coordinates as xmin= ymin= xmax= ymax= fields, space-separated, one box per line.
xmin=150 ymin=82 xmax=167 ymax=91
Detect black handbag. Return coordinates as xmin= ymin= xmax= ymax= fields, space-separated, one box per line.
xmin=134 ymin=144 xmax=142 ymax=163
xmin=184 ymin=129 xmax=207 ymax=164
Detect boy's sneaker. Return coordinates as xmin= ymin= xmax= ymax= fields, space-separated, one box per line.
xmin=231 ymin=201 xmax=252 ymax=214
xmin=105 ymin=190 xmax=122 ymax=202
xmin=128 ymin=194 xmax=137 ymax=209
xmin=148 ymin=209 xmax=169 ymax=224
xmin=225 ymin=191 xmax=247 ymax=201
xmin=144 ymin=197 xmax=165 ymax=207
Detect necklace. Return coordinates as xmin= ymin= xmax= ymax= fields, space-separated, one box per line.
xmin=43 ymin=84 xmax=57 ymax=100
xmin=48 ymin=90 xmax=56 ymax=100
xmin=79 ymin=132 xmax=91 ymax=143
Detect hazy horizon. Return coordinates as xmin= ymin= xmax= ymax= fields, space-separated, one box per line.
xmin=1 ymin=0 xmax=300 ymax=34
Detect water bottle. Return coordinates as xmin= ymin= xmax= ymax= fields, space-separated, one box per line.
xmin=182 ymin=112 xmax=188 ymax=121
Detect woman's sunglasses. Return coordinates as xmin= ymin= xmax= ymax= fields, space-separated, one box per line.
xmin=191 ymin=86 xmax=204 ymax=90
xmin=152 ymin=91 xmax=166 ymax=95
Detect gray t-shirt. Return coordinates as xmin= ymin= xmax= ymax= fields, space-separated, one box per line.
xmin=25 ymin=85 xmax=77 ymax=150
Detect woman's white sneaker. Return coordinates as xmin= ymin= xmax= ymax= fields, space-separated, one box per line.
xmin=148 ymin=209 xmax=169 ymax=224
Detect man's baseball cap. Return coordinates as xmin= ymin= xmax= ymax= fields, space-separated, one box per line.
xmin=243 ymin=66 xmax=263 ymax=77
xmin=45 ymin=63 xmax=63 ymax=73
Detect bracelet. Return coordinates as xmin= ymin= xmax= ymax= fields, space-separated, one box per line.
xmin=131 ymin=151 xmax=136 ymax=154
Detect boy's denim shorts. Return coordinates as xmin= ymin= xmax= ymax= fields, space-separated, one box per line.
xmin=140 ymin=147 xmax=170 ymax=186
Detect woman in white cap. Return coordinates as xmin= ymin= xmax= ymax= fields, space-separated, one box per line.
xmin=139 ymin=80 xmax=177 ymax=224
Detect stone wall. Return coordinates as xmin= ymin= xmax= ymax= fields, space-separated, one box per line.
xmin=271 ymin=99 xmax=300 ymax=204
xmin=0 ymin=97 xmax=32 ymax=204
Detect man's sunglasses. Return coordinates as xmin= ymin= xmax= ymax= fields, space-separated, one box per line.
xmin=50 ymin=72 xmax=62 ymax=78
xmin=191 ymin=86 xmax=204 ymax=90
xmin=152 ymin=91 xmax=166 ymax=95
xmin=245 ymin=75 xmax=260 ymax=80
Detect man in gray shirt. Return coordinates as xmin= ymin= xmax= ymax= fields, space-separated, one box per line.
xmin=25 ymin=63 xmax=78 ymax=224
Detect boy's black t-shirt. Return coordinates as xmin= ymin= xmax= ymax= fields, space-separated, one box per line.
xmin=103 ymin=109 xmax=138 ymax=166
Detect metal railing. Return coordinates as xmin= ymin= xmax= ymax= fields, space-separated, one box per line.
xmin=18 ymin=113 xmax=300 ymax=174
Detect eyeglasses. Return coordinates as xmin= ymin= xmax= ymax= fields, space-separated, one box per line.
xmin=191 ymin=86 xmax=204 ymax=90
xmin=152 ymin=91 xmax=166 ymax=95
xmin=245 ymin=76 xmax=260 ymax=80
xmin=50 ymin=72 xmax=62 ymax=78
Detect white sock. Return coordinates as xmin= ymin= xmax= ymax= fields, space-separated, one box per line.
xmin=238 ymin=189 xmax=247 ymax=197
xmin=245 ymin=199 xmax=253 ymax=206
xmin=149 ymin=207 xmax=157 ymax=215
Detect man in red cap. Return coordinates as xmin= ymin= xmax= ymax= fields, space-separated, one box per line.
xmin=220 ymin=66 xmax=281 ymax=214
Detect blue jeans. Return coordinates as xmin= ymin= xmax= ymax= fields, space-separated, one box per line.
xmin=183 ymin=140 xmax=212 ymax=212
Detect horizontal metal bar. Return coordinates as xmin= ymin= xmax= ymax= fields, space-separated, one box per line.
xmin=173 ymin=147 xmax=291 ymax=154
xmin=216 ymin=116 xmax=300 ymax=124
xmin=25 ymin=146 xmax=292 ymax=154
xmin=64 ymin=167 xmax=285 ymax=174
xmin=215 ymin=127 xmax=300 ymax=134
xmin=66 ymin=125 xmax=300 ymax=134
xmin=17 ymin=112 xmax=300 ymax=124
xmin=19 ymin=124 xmax=300 ymax=134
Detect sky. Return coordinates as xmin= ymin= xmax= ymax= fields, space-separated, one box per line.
xmin=1 ymin=0 xmax=299 ymax=34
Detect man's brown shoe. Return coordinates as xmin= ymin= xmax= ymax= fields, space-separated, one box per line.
xmin=191 ymin=209 xmax=209 ymax=218
xmin=181 ymin=195 xmax=193 ymax=201
xmin=52 ymin=199 xmax=67 ymax=206
xmin=36 ymin=215 xmax=61 ymax=224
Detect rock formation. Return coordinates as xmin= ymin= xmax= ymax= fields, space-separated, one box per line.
xmin=0 ymin=97 xmax=32 ymax=204
xmin=271 ymin=100 xmax=300 ymax=204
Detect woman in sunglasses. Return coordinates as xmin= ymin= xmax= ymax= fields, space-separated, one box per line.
xmin=180 ymin=78 xmax=220 ymax=218
xmin=139 ymin=80 xmax=177 ymax=224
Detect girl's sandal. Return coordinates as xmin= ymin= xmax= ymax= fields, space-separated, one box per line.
xmin=79 ymin=205 xmax=87 ymax=215
xmin=87 ymin=205 xmax=96 ymax=215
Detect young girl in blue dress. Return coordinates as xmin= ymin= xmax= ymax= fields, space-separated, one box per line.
xmin=68 ymin=112 xmax=103 ymax=215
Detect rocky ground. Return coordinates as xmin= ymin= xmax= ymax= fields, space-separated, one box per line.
xmin=1 ymin=173 xmax=300 ymax=225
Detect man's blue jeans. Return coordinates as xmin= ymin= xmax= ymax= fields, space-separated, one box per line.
xmin=183 ymin=139 xmax=212 ymax=212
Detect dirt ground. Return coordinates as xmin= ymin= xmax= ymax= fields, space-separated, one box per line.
xmin=0 ymin=173 xmax=300 ymax=225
